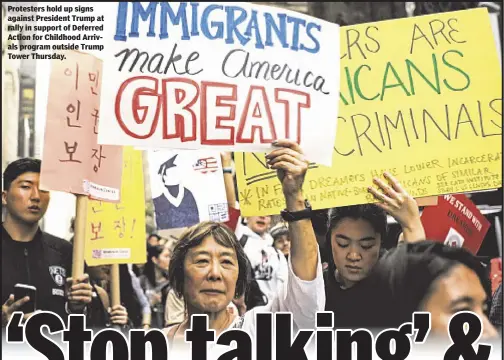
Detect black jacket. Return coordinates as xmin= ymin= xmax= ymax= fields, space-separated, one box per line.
xmin=2 ymin=224 xmax=73 ymax=323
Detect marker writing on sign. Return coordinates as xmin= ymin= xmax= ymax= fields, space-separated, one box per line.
xmin=114 ymin=2 xmax=322 ymax=54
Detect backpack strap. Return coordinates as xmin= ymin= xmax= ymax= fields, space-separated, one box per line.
xmin=239 ymin=234 xmax=248 ymax=248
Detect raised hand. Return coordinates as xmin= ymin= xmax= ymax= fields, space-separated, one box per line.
xmin=265 ymin=139 xmax=309 ymax=200
xmin=368 ymin=172 xmax=426 ymax=243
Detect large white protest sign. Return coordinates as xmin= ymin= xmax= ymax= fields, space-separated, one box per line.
xmin=148 ymin=149 xmax=229 ymax=230
xmin=97 ymin=2 xmax=340 ymax=165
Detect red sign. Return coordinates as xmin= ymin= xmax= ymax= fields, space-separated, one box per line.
xmin=223 ymin=207 xmax=241 ymax=232
xmin=421 ymin=194 xmax=491 ymax=255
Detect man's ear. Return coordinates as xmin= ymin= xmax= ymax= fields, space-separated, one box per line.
xmin=2 ymin=190 xmax=7 ymax=206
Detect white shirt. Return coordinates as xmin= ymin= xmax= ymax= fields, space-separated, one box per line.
xmin=235 ymin=225 xmax=288 ymax=304
xmin=166 ymin=251 xmax=325 ymax=359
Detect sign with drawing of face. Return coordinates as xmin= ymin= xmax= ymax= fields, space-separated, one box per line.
xmin=148 ymin=149 xmax=229 ymax=230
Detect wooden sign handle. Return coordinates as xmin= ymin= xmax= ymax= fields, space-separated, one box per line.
xmin=110 ymin=264 xmax=121 ymax=307
xmin=71 ymin=195 xmax=88 ymax=279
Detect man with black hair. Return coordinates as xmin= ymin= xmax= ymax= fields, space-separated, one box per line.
xmin=376 ymin=240 xmax=498 ymax=337
xmin=153 ymin=154 xmax=199 ymax=229
xmin=1 ymin=158 xmax=93 ymax=327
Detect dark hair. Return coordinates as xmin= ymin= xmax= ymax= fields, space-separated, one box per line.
xmin=325 ymin=204 xmax=388 ymax=274
xmin=143 ymin=245 xmax=165 ymax=287
xmin=119 ymin=264 xmax=142 ymax=327
xmin=376 ymin=240 xmax=492 ymax=325
xmin=3 ymin=158 xmax=41 ymax=191
xmin=147 ymin=233 xmax=161 ymax=241
xmin=168 ymin=221 xmax=250 ymax=299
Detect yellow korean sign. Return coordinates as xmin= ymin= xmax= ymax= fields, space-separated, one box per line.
xmin=236 ymin=8 xmax=502 ymax=216
xmin=85 ymin=146 xmax=147 ymax=265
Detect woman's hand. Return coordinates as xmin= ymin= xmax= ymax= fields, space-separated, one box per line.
xmin=108 ymin=305 xmax=128 ymax=326
xmin=266 ymin=139 xmax=309 ymax=203
xmin=368 ymin=172 xmax=426 ymax=243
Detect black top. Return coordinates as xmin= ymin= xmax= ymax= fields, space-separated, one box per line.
xmin=324 ymin=268 xmax=395 ymax=330
xmin=2 ymin=224 xmax=73 ymax=323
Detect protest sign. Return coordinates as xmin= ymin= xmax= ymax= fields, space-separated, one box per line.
xmin=96 ymin=2 xmax=340 ymax=165
xmin=40 ymin=50 xmax=123 ymax=201
xmin=420 ymin=194 xmax=491 ymax=255
xmin=85 ymin=146 xmax=146 ymax=266
xmin=148 ymin=149 xmax=229 ymax=230
xmin=223 ymin=207 xmax=242 ymax=232
xmin=416 ymin=196 xmax=438 ymax=207
xmin=236 ymin=8 xmax=502 ymax=216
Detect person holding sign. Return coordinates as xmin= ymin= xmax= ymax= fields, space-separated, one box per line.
xmin=86 ymin=264 xmax=130 ymax=329
xmin=1 ymin=159 xmax=93 ymax=326
xmin=163 ymin=140 xmax=324 ymax=354
xmin=324 ymin=172 xmax=426 ymax=328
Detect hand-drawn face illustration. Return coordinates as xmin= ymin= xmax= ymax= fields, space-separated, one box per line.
xmin=158 ymin=154 xmax=181 ymax=186
xmin=153 ymin=153 xmax=200 ymax=230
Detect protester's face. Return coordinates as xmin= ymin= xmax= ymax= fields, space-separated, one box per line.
xmin=246 ymin=216 xmax=271 ymax=236
xmin=2 ymin=172 xmax=50 ymax=225
xmin=147 ymin=235 xmax=159 ymax=247
xmin=88 ymin=265 xmax=110 ymax=282
xmin=274 ymin=234 xmax=291 ymax=256
xmin=161 ymin=167 xmax=180 ymax=186
xmin=420 ymin=264 xmax=498 ymax=339
xmin=183 ymin=235 xmax=239 ymax=313
xmin=153 ymin=247 xmax=171 ymax=271
xmin=330 ymin=218 xmax=381 ymax=288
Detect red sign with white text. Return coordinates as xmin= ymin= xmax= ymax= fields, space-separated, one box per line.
xmin=421 ymin=194 xmax=491 ymax=255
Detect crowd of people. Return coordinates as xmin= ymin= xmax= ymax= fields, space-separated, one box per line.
xmin=1 ymin=140 xmax=502 ymax=353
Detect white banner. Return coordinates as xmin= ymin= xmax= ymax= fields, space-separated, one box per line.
xmin=96 ymin=2 xmax=340 ymax=165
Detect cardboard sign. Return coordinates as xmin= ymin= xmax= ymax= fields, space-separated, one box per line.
xmin=85 ymin=147 xmax=147 ymax=265
xmin=235 ymin=8 xmax=502 ymax=216
xmin=148 ymin=149 xmax=229 ymax=230
xmin=96 ymin=2 xmax=340 ymax=165
xmin=416 ymin=196 xmax=439 ymax=207
xmin=40 ymin=50 xmax=123 ymax=201
xmin=421 ymin=194 xmax=491 ymax=255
